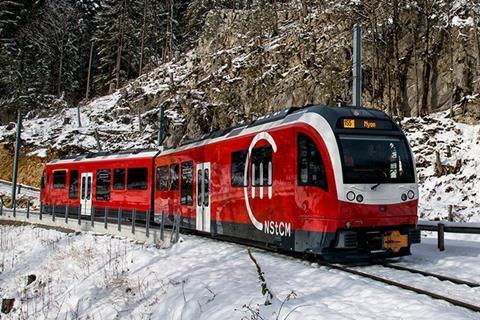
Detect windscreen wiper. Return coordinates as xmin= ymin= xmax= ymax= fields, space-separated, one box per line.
xmin=371 ymin=183 xmax=381 ymax=190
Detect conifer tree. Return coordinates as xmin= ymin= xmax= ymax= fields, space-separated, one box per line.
xmin=93 ymin=0 xmax=143 ymax=91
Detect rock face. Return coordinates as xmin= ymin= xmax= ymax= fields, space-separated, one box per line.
xmin=126 ymin=5 xmax=480 ymax=146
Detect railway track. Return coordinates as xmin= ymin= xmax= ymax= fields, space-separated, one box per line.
xmin=321 ymin=262 xmax=480 ymax=313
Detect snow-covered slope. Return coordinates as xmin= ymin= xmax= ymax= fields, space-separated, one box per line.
xmin=1 ymin=225 xmax=479 ymax=319
xmin=0 ymin=96 xmax=478 ymax=221
xmin=402 ymin=111 xmax=480 ymax=222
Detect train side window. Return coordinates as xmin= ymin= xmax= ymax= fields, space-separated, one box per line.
xmin=197 ymin=170 xmax=202 ymax=206
xmin=53 ymin=170 xmax=66 ymax=189
xmin=170 ymin=164 xmax=179 ymax=190
xmin=96 ymin=169 xmax=111 ymax=200
xmin=156 ymin=165 xmax=170 ymax=191
xmin=81 ymin=176 xmax=86 ymax=199
xmin=127 ymin=167 xmax=148 ymax=190
xmin=298 ymin=133 xmax=328 ymax=190
xmin=40 ymin=171 xmax=46 ymax=189
xmin=231 ymin=150 xmax=248 ymax=187
xmin=113 ymin=169 xmax=126 ymax=190
xmin=252 ymin=146 xmax=272 ymax=186
xmin=69 ymin=170 xmax=79 ymax=199
xmin=180 ymin=161 xmax=193 ymax=205
xmin=87 ymin=176 xmax=92 ymax=200
xmin=204 ymin=168 xmax=210 ymax=206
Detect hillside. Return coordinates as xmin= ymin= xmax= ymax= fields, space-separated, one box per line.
xmin=0 ymin=3 xmax=478 ymax=221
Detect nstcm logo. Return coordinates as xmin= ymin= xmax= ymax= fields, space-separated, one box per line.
xmin=243 ymin=132 xmax=292 ymax=237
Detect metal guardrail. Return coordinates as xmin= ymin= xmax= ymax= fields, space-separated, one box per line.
xmin=418 ymin=220 xmax=480 ymax=234
xmin=417 ymin=220 xmax=480 ymax=251
xmin=0 ymin=179 xmax=40 ymax=192
xmin=0 ymin=204 xmax=180 ymax=247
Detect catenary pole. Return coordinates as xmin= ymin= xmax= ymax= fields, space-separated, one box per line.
xmin=11 ymin=112 xmax=21 ymax=217
xmin=352 ymin=24 xmax=362 ymax=107
xmin=157 ymin=105 xmax=165 ymax=147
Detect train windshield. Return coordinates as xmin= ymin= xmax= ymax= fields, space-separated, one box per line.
xmin=339 ymin=135 xmax=414 ymax=184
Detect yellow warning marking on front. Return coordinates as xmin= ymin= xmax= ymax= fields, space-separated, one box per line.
xmin=383 ymin=231 xmax=408 ymax=253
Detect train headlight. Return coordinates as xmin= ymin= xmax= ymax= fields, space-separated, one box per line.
xmin=407 ymin=190 xmax=415 ymax=199
xmin=401 ymin=193 xmax=408 ymax=201
xmin=356 ymin=194 xmax=364 ymax=202
xmin=346 ymin=191 xmax=356 ymax=201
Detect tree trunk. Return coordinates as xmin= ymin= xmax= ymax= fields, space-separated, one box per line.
xmin=413 ymin=20 xmax=420 ymax=116
xmin=58 ymin=44 xmax=64 ymax=96
xmin=139 ymin=0 xmax=148 ymax=77
xmin=471 ymin=9 xmax=480 ymax=92
xmin=448 ymin=7 xmax=454 ymax=117
xmin=420 ymin=4 xmax=431 ymax=117
xmin=115 ymin=0 xmax=127 ymax=89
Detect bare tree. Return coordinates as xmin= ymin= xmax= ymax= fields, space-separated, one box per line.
xmin=21 ymin=0 xmax=80 ymax=96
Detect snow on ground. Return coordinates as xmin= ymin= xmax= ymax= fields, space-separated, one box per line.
xmin=0 ymin=225 xmax=479 ymax=320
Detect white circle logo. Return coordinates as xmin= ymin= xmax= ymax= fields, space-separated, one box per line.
xmin=243 ymin=132 xmax=278 ymax=231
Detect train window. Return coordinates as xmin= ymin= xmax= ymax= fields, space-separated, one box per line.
xmin=53 ymin=170 xmax=66 ymax=189
xmin=180 ymin=161 xmax=193 ymax=205
xmin=156 ymin=165 xmax=170 ymax=191
xmin=96 ymin=169 xmax=111 ymax=200
xmin=170 ymin=164 xmax=179 ymax=190
xmin=81 ymin=177 xmax=86 ymax=200
xmin=231 ymin=150 xmax=248 ymax=187
xmin=127 ymin=167 xmax=148 ymax=190
xmin=87 ymin=176 xmax=92 ymax=200
xmin=298 ymin=134 xmax=327 ymax=190
xmin=197 ymin=170 xmax=202 ymax=206
xmin=339 ymin=135 xmax=415 ymax=184
xmin=69 ymin=170 xmax=79 ymax=199
xmin=40 ymin=171 xmax=46 ymax=189
xmin=113 ymin=169 xmax=126 ymax=190
xmin=204 ymin=169 xmax=210 ymax=206
xmin=252 ymin=146 xmax=272 ymax=186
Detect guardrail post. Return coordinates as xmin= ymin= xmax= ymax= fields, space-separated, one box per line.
xmin=52 ymin=204 xmax=56 ymax=222
xmin=117 ymin=208 xmax=121 ymax=231
xmin=448 ymin=205 xmax=454 ymax=222
xmin=65 ymin=205 xmax=69 ymax=223
xmin=171 ymin=212 xmax=180 ymax=244
xmin=91 ymin=207 xmax=95 ymax=227
xmin=132 ymin=209 xmax=136 ymax=234
xmin=26 ymin=201 xmax=30 ymax=219
xmin=438 ymin=223 xmax=445 ymax=251
xmin=78 ymin=207 xmax=81 ymax=225
xmin=160 ymin=211 xmax=165 ymax=241
xmin=146 ymin=210 xmax=150 ymax=238
xmin=104 ymin=207 xmax=108 ymax=229
xmin=39 ymin=204 xmax=43 ymax=220
xmin=175 ymin=212 xmax=180 ymax=242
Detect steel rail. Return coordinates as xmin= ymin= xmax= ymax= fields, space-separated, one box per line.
xmin=321 ymin=262 xmax=480 ymax=313
xmin=379 ymin=263 xmax=480 ymax=288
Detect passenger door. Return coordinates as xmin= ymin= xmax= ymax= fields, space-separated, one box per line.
xmin=80 ymin=172 xmax=93 ymax=215
xmin=195 ymin=163 xmax=211 ymax=233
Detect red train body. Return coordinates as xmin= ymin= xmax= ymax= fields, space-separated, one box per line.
xmin=40 ymin=105 xmax=421 ymax=259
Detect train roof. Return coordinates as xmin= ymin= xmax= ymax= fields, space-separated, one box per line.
xmin=176 ymin=104 xmax=396 ymax=148
xmin=48 ymin=104 xmax=396 ymax=163
xmin=49 ymin=148 xmax=160 ymax=165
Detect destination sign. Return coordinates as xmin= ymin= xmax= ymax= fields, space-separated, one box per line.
xmin=339 ymin=118 xmax=394 ymax=130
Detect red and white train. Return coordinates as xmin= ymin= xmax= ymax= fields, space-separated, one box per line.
xmin=40 ymin=105 xmax=421 ymax=259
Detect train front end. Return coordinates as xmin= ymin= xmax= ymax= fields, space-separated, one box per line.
xmin=309 ymin=107 xmax=421 ymax=260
